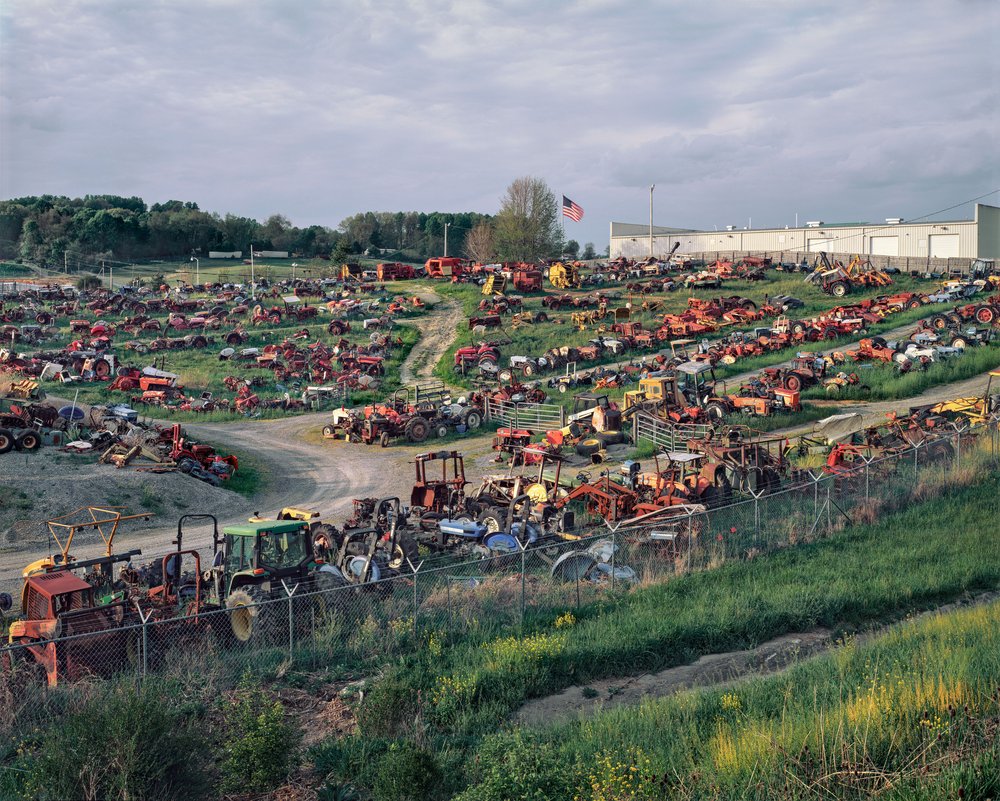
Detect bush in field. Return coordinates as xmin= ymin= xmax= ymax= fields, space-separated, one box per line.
xmin=456 ymin=730 xmax=578 ymax=801
xmin=75 ymin=274 xmax=101 ymax=291
xmin=16 ymin=681 xmax=208 ymax=801
xmin=220 ymin=675 xmax=298 ymax=794
xmin=371 ymin=741 xmax=443 ymax=801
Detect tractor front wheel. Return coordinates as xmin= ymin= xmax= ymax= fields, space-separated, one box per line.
xmin=226 ymin=585 xmax=276 ymax=644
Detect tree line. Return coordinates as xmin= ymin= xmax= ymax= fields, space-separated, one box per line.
xmin=0 ymin=179 xmax=597 ymax=270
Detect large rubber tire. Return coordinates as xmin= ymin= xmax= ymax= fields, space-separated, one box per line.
xmin=322 ymin=425 xmax=336 ymax=437
xmin=596 ymin=429 xmax=625 ymax=446
xmin=830 ymin=282 xmax=848 ymax=298
xmin=975 ymin=306 xmax=995 ymax=325
xmin=463 ymin=410 xmax=483 ymax=430
xmin=477 ymin=507 xmax=505 ymax=535
xmin=16 ymin=430 xmax=40 ymax=452
xmin=405 ymin=417 xmax=429 ymax=443
xmin=523 ymin=363 xmax=535 ymax=376
xmin=575 ymin=438 xmax=603 ymax=457
xmin=705 ymin=400 xmax=728 ymax=422
xmin=950 ymin=336 xmax=968 ymax=350
xmin=387 ymin=533 xmax=420 ymax=571
xmin=931 ymin=315 xmax=949 ymax=330
xmin=783 ymin=373 xmax=803 ymax=392
xmin=0 ymin=429 xmax=14 ymax=455
xmin=379 ymin=431 xmax=391 ymax=448
xmin=226 ymin=585 xmax=276 ymax=644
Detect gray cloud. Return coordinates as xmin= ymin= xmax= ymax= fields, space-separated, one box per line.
xmin=1 ymin=0 xmax=997 ymax=246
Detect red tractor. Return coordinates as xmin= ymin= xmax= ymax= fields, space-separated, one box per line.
xmin=453 ymin=343 xmax=501 ymax=374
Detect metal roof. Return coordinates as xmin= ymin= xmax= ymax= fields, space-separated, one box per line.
xmin=223 ymin=520 xmax=307 ymax=537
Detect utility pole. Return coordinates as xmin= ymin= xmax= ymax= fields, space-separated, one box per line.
xmin=444 ymin=222 xmax=451 ymax=258
xmin=250 ymin=244 xmax=256 ymax=300
xmin=649 ymin=185 xmax=655 ymax=258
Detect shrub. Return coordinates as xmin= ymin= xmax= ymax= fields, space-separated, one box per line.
xmin=220 ymin=675 xmax=297 ymax=794
xmin=456 ymin=731 xmax=578 ymax=801
xmin=371 ymin=741 xmax=443 ymax=801
xmin=17 ymin=681 xmax=208 ymax=801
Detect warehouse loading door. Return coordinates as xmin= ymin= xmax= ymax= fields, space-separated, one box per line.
xmin=869 ymin=236 xmax=899 ymax=256
xmin=807 ymin=238 xmax=831 ymax=253
xmin=929 ymin=234 xmax=960 ymax=258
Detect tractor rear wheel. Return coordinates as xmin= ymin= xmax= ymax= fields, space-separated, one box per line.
xmin=975 ymin=306 xmax=996 ymax=325
xmin=783 ymin=373 xmax=803 ymax=392
xmin=0 ymin=429 xmax=14 ymax=454
xmin=705 ymin=400 xmax=728 ymax=422
xmin=478 ymin=507 xmax=505 ymax=534
xmin=405 ymin=417 xmax=429 ymax=443
xmin=226 ymin=585 xmax=276 ymax=644
xmin=830 ymin=282 xmax=848 ymax=297
xmin=575 ymin=438 xmax=602 ymax=457
xmin=463 ymin=410 xmax=483 ymax=430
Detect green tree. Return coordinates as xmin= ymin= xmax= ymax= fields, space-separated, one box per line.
xmin=564 ymin=239 xmax=579 ymax=258
xmin=493 ymin=176 xmax=562 ymax=261
xmin=582 ymin=242 xmax=597 ymax=260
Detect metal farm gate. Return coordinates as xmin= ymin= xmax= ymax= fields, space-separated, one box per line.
xmin=483 ymin=397 xmax=566 ymax=429
xmin=631 ymin=411 xmax=713 ymax=451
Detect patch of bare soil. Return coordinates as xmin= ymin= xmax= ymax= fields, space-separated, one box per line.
xmin=279 ymin=685 xmax=359 ymax=749
xmin=0 ymin=447 xmax=249 ymax=550
xmin=515 ymin=590 xmax=1000 ymax=728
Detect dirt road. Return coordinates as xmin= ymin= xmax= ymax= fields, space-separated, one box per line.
xmin=398 ymin=291 xmax=464 ymax=385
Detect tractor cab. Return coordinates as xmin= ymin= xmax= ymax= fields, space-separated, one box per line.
xmin=675 ymin=361 xmax=716 ymax=407
xmin=216 ymin=519 xmax=316 ymax=599
xmin=569 ymin=392 xmax=612 ymax=423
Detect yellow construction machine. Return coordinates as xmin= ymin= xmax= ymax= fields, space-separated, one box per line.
xmin=927 ymin=370 xmax=1000 ymax=427
xmin=548 ymin=261 xmax=581 ymax=289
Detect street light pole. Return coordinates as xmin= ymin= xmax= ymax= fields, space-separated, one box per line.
xmin=444 ymin=223 xmax=451 ymax=258
xmin=250 ymin=244 xmax=256 ymax=300
xmin=649 ymin=184 xmax=655 ymax=258
xmin=190 ymin=257 xmax=200 ymax=287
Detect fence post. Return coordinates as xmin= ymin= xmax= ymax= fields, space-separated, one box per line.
xmin=281 ymin=580 xmax=300 ymax=662
xmin=407 ymin=558 xmax=425 ymax=638
xmin=134 ymin=605 xmax=152 ymax=680
xmin=447 ymin=575 xmax=453 ymax=635
xmin=610 ymin=527 xmax=617 ymax=591
xmin=519 ymin=540 xmax=527 ymax=630
xmin=687 ymin=510 xmax=694 ymax=571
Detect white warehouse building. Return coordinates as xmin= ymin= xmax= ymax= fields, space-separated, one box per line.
xmin=609 ymin=203 xmax=1000 ymax=266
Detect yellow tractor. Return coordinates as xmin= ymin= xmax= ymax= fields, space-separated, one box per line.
xmin=548 ymin=262 xmax=581 ymax=290
xmin=927 ymin=370 xmax=1000 ymax=427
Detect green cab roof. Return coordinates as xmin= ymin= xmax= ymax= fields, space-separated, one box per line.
xmin=223 ymin=520 xmax=307 ymax=537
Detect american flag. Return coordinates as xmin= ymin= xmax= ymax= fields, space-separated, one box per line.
xmin=562 ymin=195 xmax=584 ymax=222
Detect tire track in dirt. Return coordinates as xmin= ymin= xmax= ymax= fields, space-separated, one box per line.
xmin=398 ymin=291 xmax=464 ymax=385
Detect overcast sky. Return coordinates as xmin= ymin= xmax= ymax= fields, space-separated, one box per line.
xmin=2 ymin=0 xmax=998 ymax=247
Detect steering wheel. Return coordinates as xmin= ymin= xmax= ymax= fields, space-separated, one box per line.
xmin=575 ymin=471 xmax=592 ymax=484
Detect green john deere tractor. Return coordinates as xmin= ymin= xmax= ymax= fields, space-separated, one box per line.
xmin=206 ymin=518 xmax=347 ymax=643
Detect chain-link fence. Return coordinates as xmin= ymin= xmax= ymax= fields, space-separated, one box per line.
xmin=2 ymin=415 xmax=997 ymax=742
